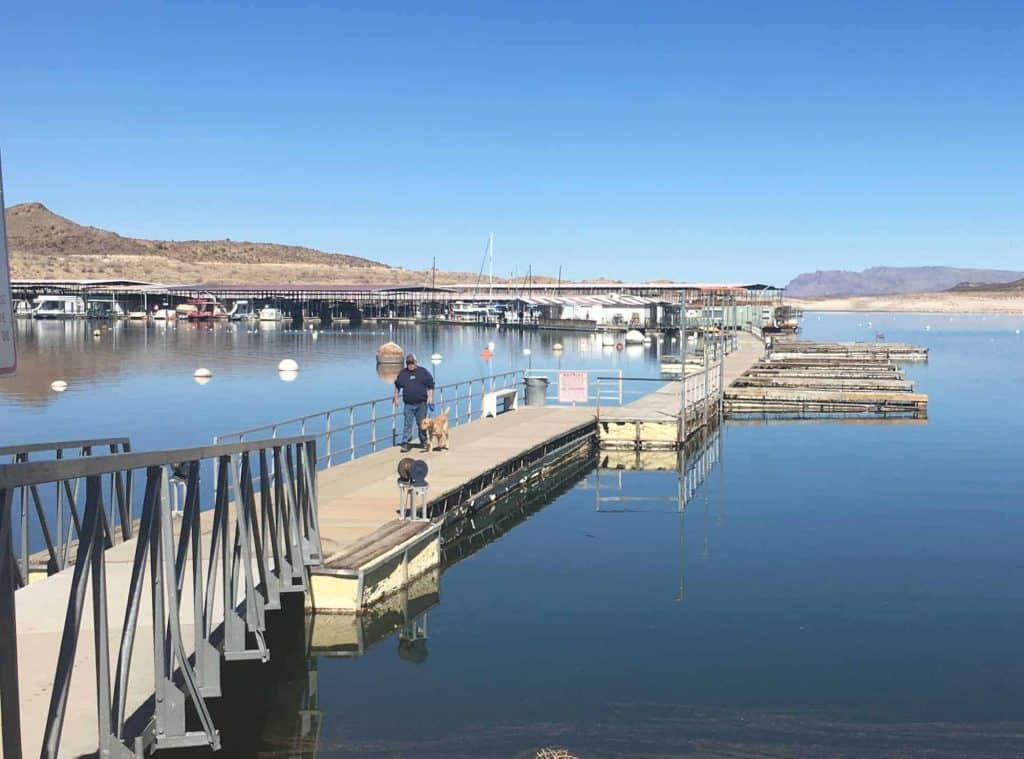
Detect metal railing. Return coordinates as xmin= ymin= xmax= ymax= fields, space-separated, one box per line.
xmin=0 ymin=435 xmax=321 ymax=758
xmin=1 ymin=437 xmax=133 ymax=587
xmin=523 ymin=368 xmax=626 ymax=406
xmin=594 ymin=361 xmax=723 ymax=419
xmin=214 ymin=371 xmax=521 ymax=467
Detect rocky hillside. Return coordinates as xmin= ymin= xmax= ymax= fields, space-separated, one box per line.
xmin=3 ymin=203 xmax=480 ymax=285
xmin=785 ymin=266 xmax=1024 ymax=297
xmin=947 ymin=277 xmax=1024 ymax=293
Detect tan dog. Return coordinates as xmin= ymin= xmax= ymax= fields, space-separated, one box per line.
xmin=419 ymin=407 xmax=451 ymax=452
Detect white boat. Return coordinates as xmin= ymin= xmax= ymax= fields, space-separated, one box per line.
xmin=258 ymin=307 xmax=284 ymax=322
xmin=152 ymin=308 xmax=177 ymax=321
xmin=127 ymin=311 xmax=148 ymax=320
xmin=624 ymin=329 xmax=646 ymax=345
xmin=14 ymin=299 xmax=36 ymax=317
xmin=228 ymin=300 xmax=257 ymax=321
xmin=601 ymin=333 xmax=617 ymax=346
xmin=33 ymin=295 xmax=86 ymax=319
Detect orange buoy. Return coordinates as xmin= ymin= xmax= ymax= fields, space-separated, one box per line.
xmin=480 ymin=348 xmax=492 ymax=360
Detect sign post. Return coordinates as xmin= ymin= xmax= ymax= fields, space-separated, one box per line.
xmin=0 ymin=152 xmax=15 ymax=376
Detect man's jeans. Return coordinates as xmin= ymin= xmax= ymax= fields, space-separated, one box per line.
xmin=402 ymin=401 xmax=428 ymax=446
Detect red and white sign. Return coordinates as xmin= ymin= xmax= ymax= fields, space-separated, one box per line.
xmin=0 ymin=153 xmax=15 ymax=376
xmin=557 ymin=371 xmax=588 ymax=403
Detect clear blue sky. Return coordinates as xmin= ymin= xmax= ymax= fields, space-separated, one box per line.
xmin=2 ymin=1 xmax=1021 ymax=283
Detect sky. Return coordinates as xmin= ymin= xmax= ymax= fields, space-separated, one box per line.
xmin=1 ymin=1 xmax=1021 ymax=284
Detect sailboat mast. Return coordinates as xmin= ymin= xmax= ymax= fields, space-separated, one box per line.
xmin=488 ymin=232 xmax=494 ymax=304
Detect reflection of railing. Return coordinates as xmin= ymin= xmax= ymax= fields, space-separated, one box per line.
xmin=214 ymin=371 xmax=522 ymax=467
xmin=0 ymin=437 xmax=133 ymax=586
xmin=0 ymin=435 xmax=321 ymax=758
xmin=592 ymin=425 xmax=722 ymax=512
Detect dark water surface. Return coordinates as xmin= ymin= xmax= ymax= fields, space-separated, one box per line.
xmin=4 ymin=313 xmax=1024 ymax=757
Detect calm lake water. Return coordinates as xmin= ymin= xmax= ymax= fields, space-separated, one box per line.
xmin=4 ymin=313 xmax=1024 ymax=757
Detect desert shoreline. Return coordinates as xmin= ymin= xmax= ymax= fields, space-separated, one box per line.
xmin=791 ymin=293 xmax=1024 ymax=315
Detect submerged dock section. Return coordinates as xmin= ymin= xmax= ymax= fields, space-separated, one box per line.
xmin=725 ymin=339 xmax=929 ymax=418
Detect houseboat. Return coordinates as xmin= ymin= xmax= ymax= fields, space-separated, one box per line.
xmin=32 ymin=296 xmax=86 ymax=319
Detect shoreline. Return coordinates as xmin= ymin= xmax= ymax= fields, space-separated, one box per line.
xmin=790 ymin=293 xmax=1024 ymax=315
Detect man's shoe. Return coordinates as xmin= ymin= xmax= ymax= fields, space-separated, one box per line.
xmin=400 ymin=443 xmax=412 ymax=453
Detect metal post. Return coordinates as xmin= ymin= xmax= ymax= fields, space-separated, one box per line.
xmin=349 ymin=408 xmax=355 ymax=462
xmin=0 ymin=488 xmax=23 ymax=759
xmin=325 ymin=411 xmax=332 ymax=465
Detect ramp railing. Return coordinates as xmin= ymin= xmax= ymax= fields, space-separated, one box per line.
xmin=0 ymin=435 xmax=321 ymax=759
xmin=214 ymin=370 xmax=521 ymax=467
xmin=1 ymin=437 xmax=132 ymax=586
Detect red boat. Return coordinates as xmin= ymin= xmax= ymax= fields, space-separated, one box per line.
xmin=185 ymin=298 xmax=228 ymax=321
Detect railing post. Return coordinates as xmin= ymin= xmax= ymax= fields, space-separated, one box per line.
xmin=0 ymin=487 xmax=22 ymax=759
xmin=618 ymin=370 xmax=623 ymax=405
xmin=18 ymin=455 xmax=28 ymax=587
xmin=325 ymin=411 xmax=332 ymax=465
xmin=349 ymin=408 xmax=356 ymax=461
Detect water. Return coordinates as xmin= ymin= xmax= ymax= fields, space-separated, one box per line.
xmin=5 ymin=313 xmax=1024 ymax=756
xmin=0 ymin=319 xmax=664 ymax=449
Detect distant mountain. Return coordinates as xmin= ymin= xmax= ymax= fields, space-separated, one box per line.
xmin=785 ymin=266 xmax=1024 ymax=297
xmin=3 ymin=202 xmax=485 ymax=285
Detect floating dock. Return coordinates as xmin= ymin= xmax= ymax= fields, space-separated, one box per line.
xmin=309 ymin=407 xmax=594 ymax=612
xmin=598 ymin=332 xmax=765 ymax=450
xmin=725 ymin=339 xmax=928 ymax=418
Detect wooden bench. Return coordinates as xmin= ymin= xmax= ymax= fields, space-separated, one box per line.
xmin=482 ymin=387 xmax=518 ymax=418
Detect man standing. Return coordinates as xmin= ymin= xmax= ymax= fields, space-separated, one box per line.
xmin=393 ymin=353 xmax=435 ymax=452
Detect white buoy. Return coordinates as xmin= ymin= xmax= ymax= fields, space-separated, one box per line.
xmin=278 ymin=370 xmax=299 ymax=383
xmin=311 ymin=331 xmax=319 ymax=340
xmin=194 ymin=375 xmax=211 ymax=386
xmin=925 ymin=325 xmax=931 ymax=331
xmin=50 ymin=380 xmax=68 ymax=392
xmin=278 ymin=358 xmax=299 ymax=372
xmin=487 ymin=341 xmax=496 ymax=351
xmin=193 ymin=367 xmax=213 ymax=378
xmin=92 ymin=329 xmax=101 ymax=338
xmin=1016 ymin=329 xmax=1021 ymax=335
xmin=522 ymin=348 xmax=531 ymax=356
xmin=552 ymin=343 xmax=563 ymax=351
xmin=430 ymin=352 xmax=443 ymax=363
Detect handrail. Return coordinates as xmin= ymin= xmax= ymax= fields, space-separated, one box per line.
xmin=2 ymin=437 xmax=133 ymax=587
xmin=0 ymin=437 xmax=131 ymax=457
xmin=214 ymin=371 xmax=522 ymax=467
xmin=0 ymin=435 xmax=322 ymax=758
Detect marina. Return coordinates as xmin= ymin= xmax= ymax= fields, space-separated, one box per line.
xmin=2 ymin=312 xmax=1022 ymax=758
xmin=1 ymin=315 xmax=764 ymax=757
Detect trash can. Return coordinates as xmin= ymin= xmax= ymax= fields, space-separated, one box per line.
xmin=524 ymin=375 xmax=549 ymax=406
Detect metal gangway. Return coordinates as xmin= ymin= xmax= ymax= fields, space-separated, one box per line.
xmin=1 ymin=435 xmax=322 ymax=758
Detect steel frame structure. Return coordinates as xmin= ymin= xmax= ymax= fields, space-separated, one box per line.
xmin=0 ymin=437 xmax=133 ymax=586
xmin=0 ymin=435 xmax=321 ymax=758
